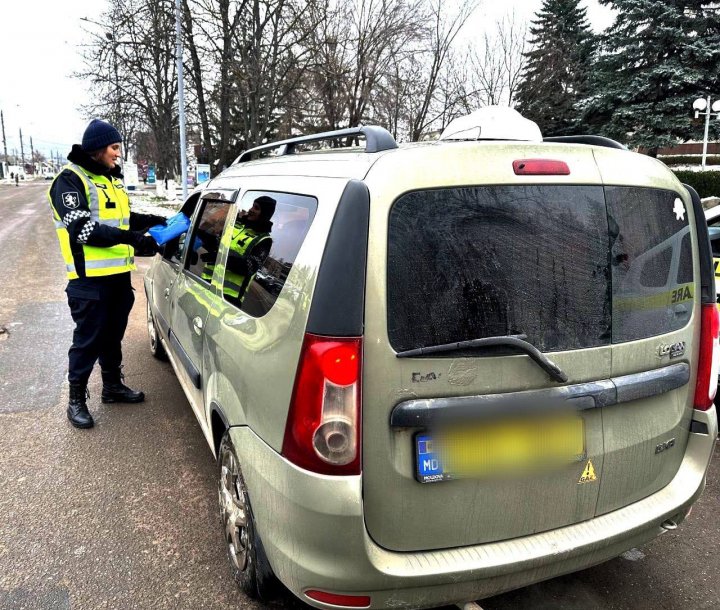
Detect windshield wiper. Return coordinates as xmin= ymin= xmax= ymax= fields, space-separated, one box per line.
xmin=395 ymin=334 xmax=568 ymax=383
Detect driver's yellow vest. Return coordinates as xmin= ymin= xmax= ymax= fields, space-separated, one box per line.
xmin=203 ymin=224 xmax=269 ymax=301
xmin=48 ymin=163 xmax=135 ymax=279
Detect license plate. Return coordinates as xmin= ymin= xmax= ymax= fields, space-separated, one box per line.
xmin=415 ymin=416 xmax=586 ymax=483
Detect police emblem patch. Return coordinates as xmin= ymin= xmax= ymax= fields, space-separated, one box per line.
xmin=62 ymin=192 xmax=80 ymax=209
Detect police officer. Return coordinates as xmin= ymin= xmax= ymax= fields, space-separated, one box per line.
xmin=48 ymin=119 xmax=166 ymax=429
xmin=222 ymin=196 xmax=275 ymax=304
xmin=200 ymin=196 xmax=275 ymax=305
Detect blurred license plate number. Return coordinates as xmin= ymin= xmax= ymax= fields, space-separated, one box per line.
xmin=416 ymin=417 xmax=585 ymax=483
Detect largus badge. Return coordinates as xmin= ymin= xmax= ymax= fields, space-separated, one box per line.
xmin=62 ymin=192 xmax=80 ymax=209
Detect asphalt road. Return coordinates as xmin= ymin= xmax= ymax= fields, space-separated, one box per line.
xmin=0 ymin=181 xmax=717 ymax=610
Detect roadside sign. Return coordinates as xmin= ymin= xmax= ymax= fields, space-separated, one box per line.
xmin=147 ymin=165 xmax=156 ymax=185
xmin=124 ymin=163 xmax=139 ymax=190
xmin=196 ymin=163 xmax=210 ymax=184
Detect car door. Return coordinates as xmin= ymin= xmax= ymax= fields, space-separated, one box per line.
xmin=168 ymin=192 xmax=234 ymax=423
xmin=150 ymin=193 xmax=201 ymax=340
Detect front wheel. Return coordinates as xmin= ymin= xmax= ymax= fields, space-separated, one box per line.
xmin=218 ymin=433 xmax=280 ymax=601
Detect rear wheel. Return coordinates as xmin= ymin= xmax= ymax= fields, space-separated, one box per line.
xmin=218 ymin=432 xmax=280 ymax=601
xmin=146 ymin=300 xmax=167 ymax=360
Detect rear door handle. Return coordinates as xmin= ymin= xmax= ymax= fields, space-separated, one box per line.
xmin=193 ymin=316 xmax=203 ymax=335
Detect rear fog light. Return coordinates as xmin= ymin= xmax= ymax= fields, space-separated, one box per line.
xmin=305 ymin=590 xmax=371 ymax=608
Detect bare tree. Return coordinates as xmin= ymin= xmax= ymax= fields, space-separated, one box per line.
xmin=467 ymin=12 xmax=528 ymax=109
xmin=305 ymin=0 xmax=424 ymax=133
xmin=407 ymin=0 xmax=477 ymax=141
xmin=77 ymin=0 xmax=523 ymax=174
xmin=182 ymin=0 xmax=216 ymax=166
xmin=78 ymin=0 xmax=179 ymax=178
xmin=233 ymin=0 xmax=319 ymax=151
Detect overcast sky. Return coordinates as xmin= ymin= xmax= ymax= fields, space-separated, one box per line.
xmin=0 ymin=0 xmax=614 ymax=161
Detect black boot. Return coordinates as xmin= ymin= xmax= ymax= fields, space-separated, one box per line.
xmin=101 ymin=367 xmax=145 ymax=403
xmin=68 ymin=383 xmax=94 ymax=429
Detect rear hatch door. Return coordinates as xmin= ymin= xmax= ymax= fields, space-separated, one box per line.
xmin=592 ymin=152 xmax=698 ymax=515
xmin=362 ymin=144 xmax=612 ymax=551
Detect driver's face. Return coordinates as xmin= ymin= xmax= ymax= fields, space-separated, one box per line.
xmin=246 ymin=202 xmax=262 ymax=222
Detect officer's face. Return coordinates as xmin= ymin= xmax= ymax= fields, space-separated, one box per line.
xmin=96 ymin=143 xmax=122 ymax=169
xmin=246 ymin=202 xmax=262 ymax=222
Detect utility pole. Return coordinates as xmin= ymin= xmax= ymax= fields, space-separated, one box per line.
xmin=19 ymin=128 xmax=25 ymax=173
xmin=30 ymin=137 xmax=35 ymax=175
xmin=175 ymin=0 xmax=188 ymax=200
xmin=0 ymin=110 xmax=7 ymax=161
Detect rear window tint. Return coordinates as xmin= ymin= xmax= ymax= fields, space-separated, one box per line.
xmin=607 ymin=187 xmax=694 ymax=342
xmin=387 ymin=186 xmax=695 ymax=355
xmin=387 ymin=186 xmax=611 ymax=353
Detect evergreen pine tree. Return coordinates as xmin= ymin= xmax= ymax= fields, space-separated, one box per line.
xmin=588 ymin=1 xmax=720 ymax=153
xmin=516 ymin=0 xmax=595 ymax=136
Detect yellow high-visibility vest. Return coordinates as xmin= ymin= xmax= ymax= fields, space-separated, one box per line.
xmin=48 ymin=163 xmax=135 ymax=279
xmin=202 ymin=223 xmax=269 ymax=301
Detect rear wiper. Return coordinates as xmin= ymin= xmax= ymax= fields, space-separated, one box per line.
xmin=395 ymin=334 xmax=568 ymax=383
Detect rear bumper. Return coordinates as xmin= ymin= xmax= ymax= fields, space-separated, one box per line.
xmin=231 ymin=407 xmax=717 ymax=610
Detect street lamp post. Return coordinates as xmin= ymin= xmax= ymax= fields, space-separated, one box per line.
xmin=693 ymin=96 xmax=720 ymax=170
xmin=175 ymin=0 xmax=188 ymax=201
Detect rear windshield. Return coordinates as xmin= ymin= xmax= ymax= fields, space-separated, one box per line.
xmin=387 ymin=186 xmax=693 ymax=354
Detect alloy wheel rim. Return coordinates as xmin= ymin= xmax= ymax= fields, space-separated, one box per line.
xmin=219 ymin=447 xmax=249 ymax=572
xmin=147 ymin=302 xmax=157 ymax=351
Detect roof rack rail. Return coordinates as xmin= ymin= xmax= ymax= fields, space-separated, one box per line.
xmin=543 ymin=135 xmax=627 ymax=150
xmin=233 ymin=125 xmax=398 ymax=164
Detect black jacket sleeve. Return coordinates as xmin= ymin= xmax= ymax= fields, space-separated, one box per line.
xmin=50 ymin=170 xmax=136 ymax=248
xmin=130 ymin=212 xmax=168 ymax=232
xmin=226 ymin=239 xmax=272 ymax=277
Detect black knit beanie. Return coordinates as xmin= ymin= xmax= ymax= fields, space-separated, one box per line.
xmin=82 ymin=119 xmax=122 ymax=152
xmin=254 ymin=195 xmax=277 ymax=220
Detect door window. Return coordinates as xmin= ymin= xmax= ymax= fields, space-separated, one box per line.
xmin=163 ymin=193 xmax=201 ymax=265
xmin=220 ymin=190 xmax=317 ymax=316
xmin=184 ymin=200 xmax=231 ymax=284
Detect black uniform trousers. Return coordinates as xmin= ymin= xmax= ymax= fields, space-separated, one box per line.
xmin=66 ymin=272 xmax=135 ymax=385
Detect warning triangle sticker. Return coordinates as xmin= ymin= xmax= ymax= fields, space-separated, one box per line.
xmin=578 ymin=459 xmax=597 ymax=484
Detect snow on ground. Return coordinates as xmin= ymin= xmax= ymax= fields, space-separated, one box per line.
xmin=128 ymin=191 xmax=182 ymax=217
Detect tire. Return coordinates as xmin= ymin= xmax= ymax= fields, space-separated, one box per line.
xmin=146 ymin=300 xmax=168 ymax=361
xmin=218 ymin=432 xmax=280 ymax=601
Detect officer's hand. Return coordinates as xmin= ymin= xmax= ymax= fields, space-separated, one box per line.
xmin=146 ymin=214 xmax=168 ymax=227
xmin=128 ymin=232 xmax=161 ymax=257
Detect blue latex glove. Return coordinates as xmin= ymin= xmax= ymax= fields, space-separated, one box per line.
xmin=149 ymin=213 xmax=191 ymax=245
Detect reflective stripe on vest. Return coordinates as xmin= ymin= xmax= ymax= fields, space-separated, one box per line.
xmin=66 ymin=256 xmax=135 ymax=273
xmin=48 ymin=163 xmax=135 ymax=280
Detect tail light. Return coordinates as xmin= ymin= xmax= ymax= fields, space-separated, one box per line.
xmin=282 ymin=334 xmax=362 ymax=475
xmin=693 ymin=303 xmax=720 ymax=410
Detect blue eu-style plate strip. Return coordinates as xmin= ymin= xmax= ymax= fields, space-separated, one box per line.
xmin=416 ymin=433 xmax=446 ymax=483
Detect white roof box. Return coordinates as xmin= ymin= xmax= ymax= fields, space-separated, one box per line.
xmin=439 ymin=106 xmax=543 ymax=142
